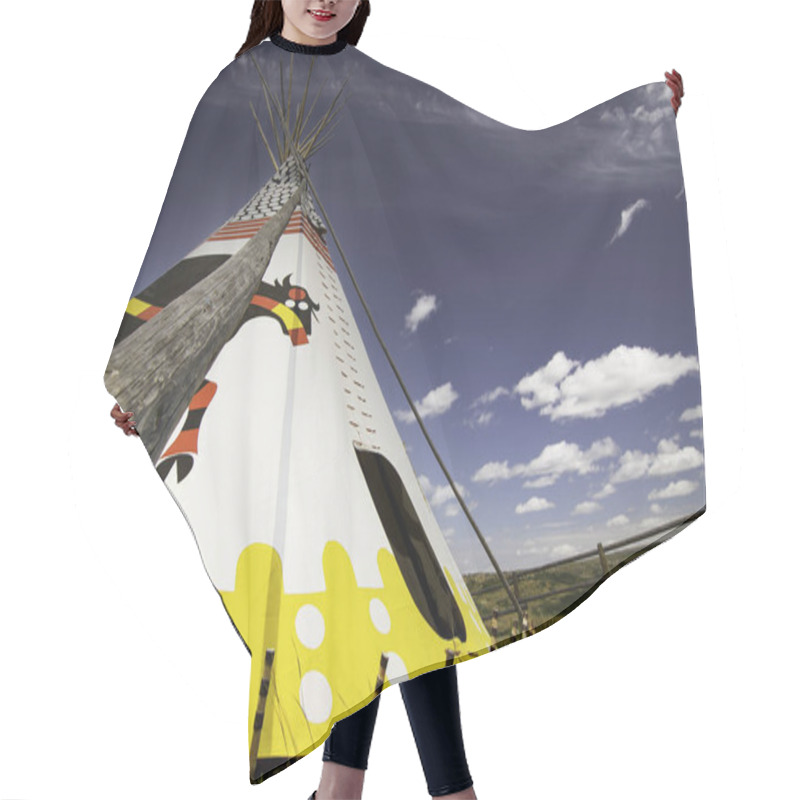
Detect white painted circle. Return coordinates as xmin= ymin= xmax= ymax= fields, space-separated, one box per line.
xmin=299 ymin=670 xmax=333 ymax=724
xmin=369 ymin=597 xmax=391 ymax=634
xmin=384 ymin=651 xmax=410 ymax=685
xmin=295 ymin=604 xmax=325 ymax=649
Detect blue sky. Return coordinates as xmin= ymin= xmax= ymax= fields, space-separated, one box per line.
xmin=131 ymin=41 xmax=705 ymax=574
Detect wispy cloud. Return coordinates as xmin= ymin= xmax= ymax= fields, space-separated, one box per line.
xmin=523 ymin=475 xmax=559 ymax=489
xmin=404 ymin=293 xmax=438 ymax=333
xmin=465 ymin=386 xmax=509 ymax=428
xmin=465 ymin=410 xmax=493 ymax=428
xmin=607 ymin=198 xmax=650 ymax=246
xmin=471 ymin=386 xmax=509 ymax=407
xmin=596 ymin=86 xmax=674 ymax=166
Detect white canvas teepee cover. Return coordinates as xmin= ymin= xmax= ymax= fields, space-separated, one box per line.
xmin=144 ymin=155 xmax=491 ymax=778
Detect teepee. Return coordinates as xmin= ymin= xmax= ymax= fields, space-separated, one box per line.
xmin=104 ymin=51 xmax=500 ymax=783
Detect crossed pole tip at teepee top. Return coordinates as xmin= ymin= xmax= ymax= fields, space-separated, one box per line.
xmin=247 ymin=50 xmax=354 ymax=173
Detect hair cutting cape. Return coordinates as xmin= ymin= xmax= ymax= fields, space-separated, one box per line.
xmin=103 ymin=34 xmax=706 ymax=785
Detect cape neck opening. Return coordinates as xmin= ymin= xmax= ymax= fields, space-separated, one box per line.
xmin=270 ymin=31 xmax=348 ymax=55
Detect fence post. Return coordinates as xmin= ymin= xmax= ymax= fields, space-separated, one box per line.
xmin=521 ymin=609 xmax=531 ymax=638
xmin=597 ymin=541 xmax=610 ymax=575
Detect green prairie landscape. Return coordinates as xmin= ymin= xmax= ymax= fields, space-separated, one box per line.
xmin=464 ymin=542 xmax=655 ymax=644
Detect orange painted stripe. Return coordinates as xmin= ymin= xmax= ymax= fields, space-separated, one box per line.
xmin=221 ymin=217 xmax=271 ymax=227
xmin=204 ymin=209 xmax=335 ymax=270
xmin=214 ymin=220 xmax=269 ymax=228
xmin=189 ymin=381 xmax=217 ymax=410
xmin=289 ymin=328 xmax=308 ymax=345
xmin=251 ymin=295 xmax=279 ymax=311
xmin=207 ymin=231 xmax=263 ymax=241
xmin=138 ymin=305 xmax=162 ymax=320
xmin=213 ymin=219 xmax=270 ymax=228
xmin=161 ymin=427 xmax=199 ymax=459
xmin=219 ymin=221 xmax=267 ymax=230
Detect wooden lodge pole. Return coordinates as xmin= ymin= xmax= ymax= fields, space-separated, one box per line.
xmin=249 ymin=647 xmax=276 ymax=779
xmin=105 ymin=179 xmax=304 ymax=464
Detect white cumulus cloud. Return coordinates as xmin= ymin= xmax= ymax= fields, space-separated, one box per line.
xmin=680 ymin=404 xmax=703 ymax=422
xmin=573 ymin=501 xmax=601 ymax=515
xmin=472 ymin=436 xmax=618 ymax=484
xmin=514 ymin=345 xmax=699 ymax=421
xmin=647 ymin=480 xmax=699 ymax=500
xmin=552 ymin=543 xmax=579 ymax=559
xmin=592 ymin=483 xmax=616 ymax=499
xmin=515 ymin=496 xmax=556 ymax=514
xmin=396 ymin=382 xmax=458 ymax=424
xmin=648 ymin=438 xmax=705 ymax=476
xmin=610 ymin=438 xmax=704 ymax=484
xmin=418 ymin=474 xmax=467 ymax=507
xmin=610 ymin=449 xmax=653 ymax=483
xmin=515 ymin=351 xmax=578 ymax=410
